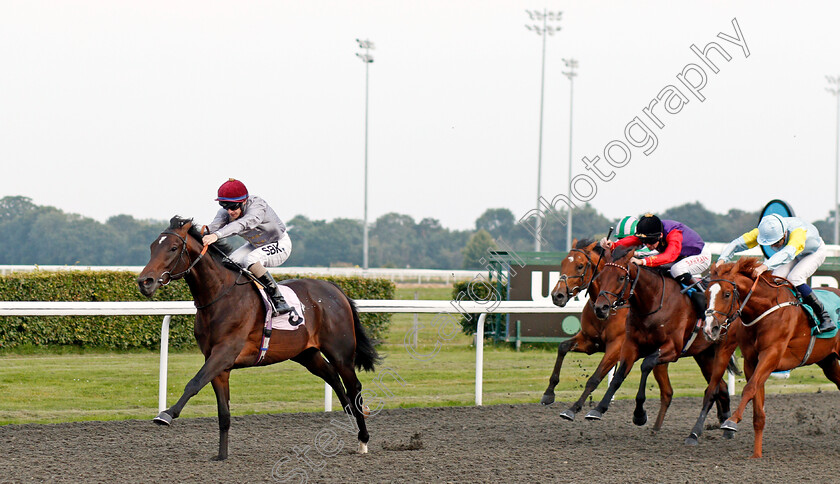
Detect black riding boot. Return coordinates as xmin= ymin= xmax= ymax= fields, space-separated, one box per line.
xmin=802 ymin=293 xmax=836 ymax=333
xmin=676 ymin=273 xmax=706 ymax=319
xmin=256 ymin=273 xmax=292 ymax=316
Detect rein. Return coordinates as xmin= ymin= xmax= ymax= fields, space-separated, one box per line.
xmin=157 ymin=229 xmax=209 ymax=286
xmin=156 ymin=226 xmax=247 ymax=311
xmin=706 ymin=274 xmax=793 ymax=332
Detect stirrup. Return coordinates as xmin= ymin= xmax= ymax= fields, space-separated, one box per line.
xmin=270 ymin=299 xmax=292 ymax=315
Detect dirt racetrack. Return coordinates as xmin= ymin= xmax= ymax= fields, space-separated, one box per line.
xmin=1 ymin=392 xmax=838 ymax=483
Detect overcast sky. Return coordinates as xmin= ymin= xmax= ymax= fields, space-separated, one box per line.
xmin=2 ymin=1 xmax=840 ymax=233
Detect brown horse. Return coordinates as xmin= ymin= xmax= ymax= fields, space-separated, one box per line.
xmin=686 ymin=257 xmax=840 ymax=458
xmin=585 ymin=245 xmax=736 ymax=429
xmin=544 ymin=239 xmax=673 ymax=428
xmin=137 ymin=216 xmax=379 ymax=460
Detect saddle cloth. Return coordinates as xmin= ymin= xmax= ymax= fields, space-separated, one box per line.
xmin=258 ymin=284 xmax=306 ymax=330
xmin=802 ymin=289 xmax=840 ymax=339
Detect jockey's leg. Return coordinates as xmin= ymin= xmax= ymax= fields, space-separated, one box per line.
xmin=251 ymin=262 xmax=292 ymax=315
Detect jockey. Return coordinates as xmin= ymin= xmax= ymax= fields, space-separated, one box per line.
xmin=717 ymin=214 xmax=835 ymax=333
xmin=602 ymin=213 xmax=711 ymax=318
xmin=202 ymin=178 xmax=293 ymax=315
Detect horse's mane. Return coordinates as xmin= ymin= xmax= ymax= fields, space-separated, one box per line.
xmin=168 ymin=215 xmax=237 ymax=266
xmin=729 ymin=257 xmax=763 ymax=278
xmin=611 ymin=244 xmax=637 ymax=261
xmin=575 ymin=238 xmax=605 ymax=256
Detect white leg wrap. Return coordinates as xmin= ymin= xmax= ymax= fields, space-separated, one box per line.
xmin=358 ymin=441 xmax=368 ymax=454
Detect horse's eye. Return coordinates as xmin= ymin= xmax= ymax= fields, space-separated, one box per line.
xmin=577 ymin=264 xmax=584 ymax=270
xmin=170 ymin=246 xmax=178 ymax=252
xmin=618 ymin=275 xmax=626 ymax=282
xmin=724 ymin=292 xmax=731 ymax=298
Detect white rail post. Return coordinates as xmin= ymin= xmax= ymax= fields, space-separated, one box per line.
xmin=728 ymin=371 xmax=735 ymax=396
xmin=324 ymin=383 xmax=332 ymax=412
xmin=475 ymin=313 xmax=487 ymax=406
xmin=158 ymin=315 xmax=171 ymax=413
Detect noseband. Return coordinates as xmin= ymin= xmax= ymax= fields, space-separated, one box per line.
xmin=157 ymin=229 xmax=208 ymax=286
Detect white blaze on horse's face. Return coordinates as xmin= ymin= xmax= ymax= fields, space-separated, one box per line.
xmin=158 ymin=236 xmax=167 ymax=245
xmin=567 ymin=256 xmax=574 ymax=263
xmin=704 ymin=283 xmax=722 ymax=338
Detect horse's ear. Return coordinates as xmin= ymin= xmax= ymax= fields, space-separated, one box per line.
xmin=571 ymin=238 xmax=578 ymax=248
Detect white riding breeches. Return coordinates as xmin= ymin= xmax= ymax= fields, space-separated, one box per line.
xmin=772 ymin=240 xmax=827 ymax=287
xmin=670 ymin=243 xmax=711 ymax=279
xmin=229 ymin=233 xmax=292 ymax=268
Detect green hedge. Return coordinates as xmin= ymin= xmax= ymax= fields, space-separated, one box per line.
xmin=452 ymin=276 xmax=507 ymax=335
xmin=0 ymin=271 xmax=394 ymax=350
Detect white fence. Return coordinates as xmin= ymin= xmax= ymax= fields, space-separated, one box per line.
xmin=0 ymin=300 xmax=735 ymax=413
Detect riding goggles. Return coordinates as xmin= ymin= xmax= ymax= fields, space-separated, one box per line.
xmin=219 ymin=201 xmax=243 ymax=211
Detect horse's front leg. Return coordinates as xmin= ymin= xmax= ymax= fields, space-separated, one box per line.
xmin=154 ymin=343 xmax=241 ymax=425
xmin=585 ymin=343 xmax=639 ymax=421
xmin=685 ymin=336 xmax=738 ymax=445
xmin=541 ymin=335 xmax=581 ymax=405
xmin=559 ymin=337 xmax=617 ymax=421
xmin=751 ymin=383 xmax=766 ymax=458
xmin=210 ymin=370 xmax=232 ymax=461
xmin=721 ymin=349 xmax=780 ymax=438
xmin=633 ymin=349 xmax=667 ymax=427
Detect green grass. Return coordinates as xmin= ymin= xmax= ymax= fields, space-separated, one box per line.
xmin=0 ymin=285 xmax=835 ymax=424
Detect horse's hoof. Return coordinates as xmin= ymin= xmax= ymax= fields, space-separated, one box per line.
xmin=559 ymin=409 xmax=575 ymax=421
xmin=540 ymin=394 xmax=555 ymax=406
xmin=585 ymin=410 xmax=602 ymax=421
xmin=153 ymin=411 xmax=172 ymax=426
xmin=633 ymin=411 xmax=647 ymax=426
xmin=722 ymin=429 xmax=735 ymax=440
xmin=720 ymin=419 xmax=738 ymax=432
xmin=684 ymin=433 xmax=699 ymax=446
xmin=211 ymin=454 xmax=227 ymax=461
xmin=358 ymin=441 xmax=368 ymax=454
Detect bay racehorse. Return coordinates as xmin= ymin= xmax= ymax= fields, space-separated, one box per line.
xmin=686 ymin=257 xmax=840 ymax=458
xmin=544 ymin=239 xmax=673 ymax=428
xmin=585 ymin=245 xmax=737 ymax=430
xmin=137 ymin=216 xmax=380 ymax=460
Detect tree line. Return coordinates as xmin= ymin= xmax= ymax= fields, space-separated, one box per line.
xmin=0 ymin=196 xmax=835 ymax=269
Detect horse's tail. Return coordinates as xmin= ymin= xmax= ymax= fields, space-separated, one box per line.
xmin=727 ymin=354 xmax=742 ymax=376
xmin=343 ymin=292 xmax=381 ymax=372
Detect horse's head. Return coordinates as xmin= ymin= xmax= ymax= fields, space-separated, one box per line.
xmin=592 ymin=245 xmax=637 ymax=320
xmin=703 ymin=257 xmax=759 ymax=340
xmin=137 ymin=216 xmax=201 ymax=297
xmin=551 ymin=239 xmax=603 ymax=307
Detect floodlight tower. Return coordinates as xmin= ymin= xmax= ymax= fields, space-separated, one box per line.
xmin=524 ymin=10 xmax=562 ymax=251
xmin=356 ymin=39 xmax=375 ymax=269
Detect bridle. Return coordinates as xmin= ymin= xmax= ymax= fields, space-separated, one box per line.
xmin=703 ymin=278 xmax=743 ymax=338
xmin=704 ymin=274 xmax=767 ymax=337
xmin=157 ymin=228 xmax=208 ymax=286
xmin=596 ymin=260 xmax=665 ymax=317
xmin=555 ymin=248 xmax=597 ymax=300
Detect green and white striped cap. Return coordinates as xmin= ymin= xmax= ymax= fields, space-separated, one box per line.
xmin=615 ymin=216 xmax=638 ymax=239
